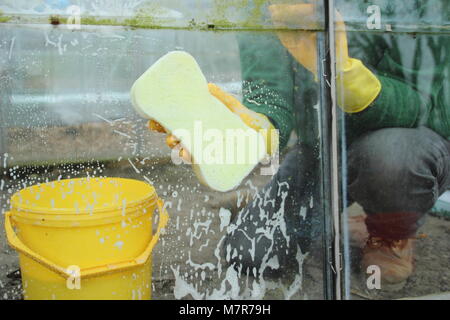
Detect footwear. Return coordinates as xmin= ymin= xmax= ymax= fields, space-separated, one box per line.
xmin=361 ymin=236 xmax=415 ymax=287
xmin=347 ymin=212 xmax=369 ymax=249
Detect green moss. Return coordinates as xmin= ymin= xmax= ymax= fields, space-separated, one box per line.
xmin=0 ymin=1 xmax=302 ymax=31
xmin=208 ymin=19 xmax=237 ymax=29
xmin=80 ymin=16 xmax=169 ymax=30
xmin=211 ymin=0 xmax=271 ymax=29
xmin=80 ymin=16 xmax=123 ymax=26
xmin=209 ymin=0 xmax=326 ymax=31
xmin=0 ymin=10 xmax=12 ymax=23
xmin=124 ymin=16 xmax=158 ymax=29
xmin=248 ymin=0 xmax=269 ymax=24
xmin=80 ymin=12 xmax=178 ymax=30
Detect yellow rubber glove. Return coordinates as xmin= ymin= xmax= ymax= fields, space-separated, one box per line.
xmin=269 ymin=3 xmax=382 ymax=113
xmin=148 ymin=83 xmax=279 ymax=159
xmin=207 ymin=83 xmax=279 ymax=156
xmin=147 ymin=119 xmax=192 ymax=163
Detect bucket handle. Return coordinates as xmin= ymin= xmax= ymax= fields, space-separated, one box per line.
xmin=4 ymin=198 xmax=169 ymax=280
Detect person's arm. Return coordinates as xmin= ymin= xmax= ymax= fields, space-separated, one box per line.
xmin=345 ymin=74 xmax=426 ymax=139
xmin=343 ymin=31 xmax=428 ymax=139
xmin=237 ymin=32 xmax=296 ymax=150
xmin=267 ymin=3 xmax=425 ymax=139
xmin=346 ymin=29 xmax=450 ymax=140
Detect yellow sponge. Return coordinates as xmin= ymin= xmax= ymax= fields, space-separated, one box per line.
xmin=131 ymin=51 xmax=267 ymax=192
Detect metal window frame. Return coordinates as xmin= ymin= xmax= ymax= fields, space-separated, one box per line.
xmin=319 ymin=0 xmax=345 ymax=300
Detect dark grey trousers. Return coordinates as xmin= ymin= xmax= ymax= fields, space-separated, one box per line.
xmin=348 ymin=126 xmax=450 ymax=239
xmin=224 ymin=126 xmax=450 ymax=275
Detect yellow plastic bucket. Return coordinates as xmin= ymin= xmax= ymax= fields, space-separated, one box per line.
xmin=4 ymin=177 xmax=169 ymax=300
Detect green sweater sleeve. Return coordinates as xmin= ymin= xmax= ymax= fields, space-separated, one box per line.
xmin=345 ymin=74 xmax=425 ymax=142
xmin=237 ymin=33 xmax=296 ymax=149
xmin=346 ymin=30 xmax=449 ymax=142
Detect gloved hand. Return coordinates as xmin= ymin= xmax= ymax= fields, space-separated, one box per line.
xmin=269 ymin=3 xmax=382 ymax=113
xmin=147 ymin=118 xmax=192 ymax=163
xmin=147 ymin=83 xmax=279 ymax=162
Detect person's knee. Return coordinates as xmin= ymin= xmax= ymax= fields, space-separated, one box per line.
xmin=347 ymin=127 xmax=448 ymax=214
xmin=348 ymin=129 xmax=413 ymax=196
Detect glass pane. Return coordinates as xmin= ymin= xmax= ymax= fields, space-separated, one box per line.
xmin=0 ymin=1 xmax=332 ymax=300
xmin=336 ymin=0 xmax=450 ymax=299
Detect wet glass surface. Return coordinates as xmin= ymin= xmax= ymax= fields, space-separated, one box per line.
xmin=1 ymin=0 xmax=448 ymax=301
xmin=0 ymin=0 xmax=330 ymax=300
xmin=336 ymin=0 xmax=450 ymax=299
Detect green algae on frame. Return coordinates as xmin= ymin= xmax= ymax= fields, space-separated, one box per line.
xmin=0 ymin=0 xmax=309 ymax=31
xmin=209 ymin=0 xmax=304 ymax=30
xmin=0 ymin=10 xmax=12 ymax=23
xmin=211 ymin=0 xmax=271 ymax=30
xmin=80 ymin=16 xmax=124 ymax=27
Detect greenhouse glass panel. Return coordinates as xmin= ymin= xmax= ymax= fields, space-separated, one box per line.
xmin=336 ymin=0 xmax=450 ymax=299
xmin=0 ymin=0 xmax=333 ymax=300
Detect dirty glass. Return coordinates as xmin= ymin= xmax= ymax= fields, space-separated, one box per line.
xmin=0 ymin=0 xmax=332 ymax=300
xmin=0 ymin=0 xmax=324 ymax=30
xmin=337 ymin=0 xmax=450 ymax=299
